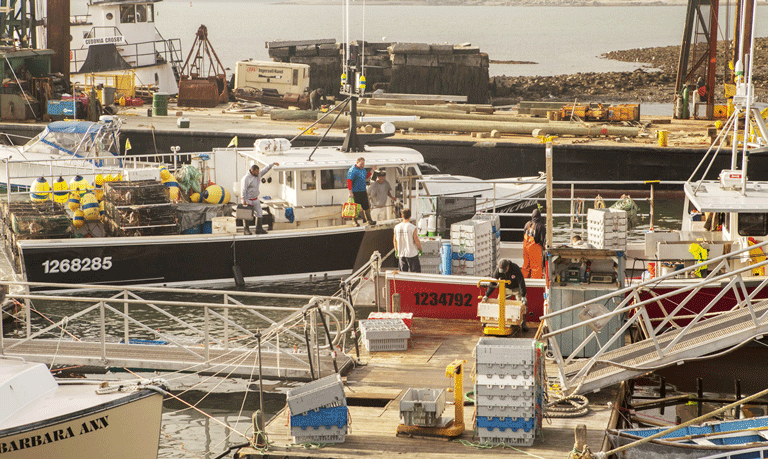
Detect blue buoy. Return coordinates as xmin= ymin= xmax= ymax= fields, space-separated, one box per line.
xmin=441 ymin=241 xmax=452 ymax=275
xmin=182 ymin=225 xmax=202 ymax=234
xmin=202 ymin=221 xmax=212 ymax=234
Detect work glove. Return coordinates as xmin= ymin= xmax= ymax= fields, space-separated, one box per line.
xmin=418 ymin=250 xmax=423 ymax=257
xmin=395 ymin=251 xmax=399 ymax=258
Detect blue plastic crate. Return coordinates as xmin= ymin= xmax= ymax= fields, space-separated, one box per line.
xmin=290 ymin=405 xmax=348 ymax=430
xmin=476 ymin=416 xmax=535 ymax=433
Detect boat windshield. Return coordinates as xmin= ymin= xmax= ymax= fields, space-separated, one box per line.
xmin=22 ymin=121 xmax=118 ymax=158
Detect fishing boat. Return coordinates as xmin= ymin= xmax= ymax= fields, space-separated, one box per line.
xmin=605 ymin=415 xmax=768 ymax=459
xmin=0 ymin=118 xmax=124 ymax=189
xmin=68 ymin=0 xmax=183 ymax=94
xmin=0 ymin=357 xmax=165 ymax=459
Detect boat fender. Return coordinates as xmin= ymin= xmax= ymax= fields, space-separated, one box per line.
xmin=594 ymin=195 xmax=605 ymax=209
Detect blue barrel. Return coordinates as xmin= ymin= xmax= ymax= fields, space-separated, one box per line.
xmin=441 ymin=241 xmax=452 ymax=275
xmin=202 ymin=221 xmax=212 ymax=234
xmin=182 ymin=225 xmax=202 ymax=234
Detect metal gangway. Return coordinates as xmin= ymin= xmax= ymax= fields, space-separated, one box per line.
xmin=0 ymin=281 xmax=357 ymax=381
xmin=542 ymin=239 xmax=768 ymax=395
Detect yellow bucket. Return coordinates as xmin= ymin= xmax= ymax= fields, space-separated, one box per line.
xmin=658 ymin=130 xmax=668 ymax=147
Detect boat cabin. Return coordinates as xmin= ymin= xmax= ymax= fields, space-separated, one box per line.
xmin=210 ymin=139 xmax=425 ymax=229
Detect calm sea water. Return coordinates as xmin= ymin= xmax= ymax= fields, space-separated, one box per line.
xmin=70 ymin=0 xmax=768 ymax=77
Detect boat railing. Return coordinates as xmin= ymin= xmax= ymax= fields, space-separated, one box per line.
xmin=406 ymin=176 xmax=682 ymax=240
xmin=71 ymin=33 xmax=184 ymax=71
xmin=0 ymin=280 xmax=356 ymax=381
xmin=540 ymin=237 xmax=768 ymax=395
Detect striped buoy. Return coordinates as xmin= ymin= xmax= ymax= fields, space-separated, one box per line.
xmin=72 ymin=209 xmax=85 ymax=228
xmin=69 ymin=175 xmax=89 ymax=197
xmin=30 ymin=177 xmax=50 ymax=202
xmin=202 ymin=184 xmax=230 ymax=204
xmin=52 ymin=176 xmax=68 ymax=204
xmin=67 ymin=191 xmax=81 ymax=211
xmin=189 ymin=192 xmax=201 ymax=203
xmin=81 ymin=192 xmax=100 ymax=220
xmin=93 ymin=174 xmax=104 ymax=201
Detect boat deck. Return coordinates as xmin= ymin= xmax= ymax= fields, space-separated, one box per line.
xmin=239 ymin=318 xmax=617 ymax=459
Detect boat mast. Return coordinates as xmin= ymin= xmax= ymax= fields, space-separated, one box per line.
xmin=735 ymin=0 xmax=758 ymax=194
xmin=340 ymin=0 xmax=364 ymax=153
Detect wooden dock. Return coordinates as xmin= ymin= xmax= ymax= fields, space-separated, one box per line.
xmin=239 ymin=318 xmax=618 ymax=459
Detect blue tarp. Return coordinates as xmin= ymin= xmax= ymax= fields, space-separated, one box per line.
xmin=46 ymin=121 xmax=100 ymax=135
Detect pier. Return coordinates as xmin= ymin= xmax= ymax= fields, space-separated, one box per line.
xmin=240 ymin=318 xmax=616 ymax=459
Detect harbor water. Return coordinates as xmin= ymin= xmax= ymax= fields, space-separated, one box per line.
xmin=3 ymin=195 xmax=684 ymax=458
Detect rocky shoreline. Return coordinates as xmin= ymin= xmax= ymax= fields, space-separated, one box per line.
xmin=490 ymin=37 xmax=768 ymax=104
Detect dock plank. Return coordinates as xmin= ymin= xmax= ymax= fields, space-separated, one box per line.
xmin=250 ymin=318 xmax=616 ymax=459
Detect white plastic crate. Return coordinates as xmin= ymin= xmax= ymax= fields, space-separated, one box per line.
xmin=368 ymin=312 xmax=413 ymax=329
xmin=477 ymin=430 xmax=535 ymax=447
xmin=287 ymin=374 xmax=346 ymax=415
xmin=475 ymin=363 xmax=534 ymax=378
xmin=476 ymin=404 xmax=534 ymax=419
xmin=475 ymin=338 xmax=536 ymax=365
xmin=477 ymin=301 xmax=524 ymax=324
xmin=363 ymin=337 xmax=409 ymax=352
xmin=420 ymin=256 xmax=441 ymax=267
xmin=400 ymin=388 xmax=446 ymax=427
xmin=359 ymin=319 xmax=411 ymax=340
xmin=475 ymin=392 xmax=535 ymax=407
xmin=475 ymin=373 xmax=535 ymax=388
xmin=291 ymin=425 xmax=347 ymax=444
xmin=419 ymin=238 xmax=442 ymax=255
xmin=421 ymin=265 xmax=441 ymax=275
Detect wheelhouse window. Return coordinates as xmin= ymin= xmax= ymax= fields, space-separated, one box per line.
xmin=135 ymin=4 xmax=147 ymax=22
xmin=738 ymin=213 xmax=768 ymax=236
xmin=284 ymin=171 xmax=294 ymax=189
xmin=320 ymin=169 xmax=346 ymax=190
xmin=120 ymin=5 xmax=135 ymax=23
xmin=300 ymin=171 xmax=316 ymax=191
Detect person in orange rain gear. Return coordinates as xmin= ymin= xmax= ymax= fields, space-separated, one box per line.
xmin=522 ymin=208 xmax=545 ymax=278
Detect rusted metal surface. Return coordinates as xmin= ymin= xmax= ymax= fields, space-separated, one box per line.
xmin=177 ymin=25 xmax=228 ymax=107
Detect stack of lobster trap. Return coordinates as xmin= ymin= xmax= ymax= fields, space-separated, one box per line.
xmin=473 ymin=337 xmax=544 ymax=446
xmin=103 ymin=180 xmax=179 ymax=236
xmin=286 ymin=374 xmax=348 ymax=444
xmin=0 ymin=201 xmax=72 ymax=270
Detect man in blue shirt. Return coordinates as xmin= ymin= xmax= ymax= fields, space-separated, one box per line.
xmin=347 ymin=157 xmax=375 ymax=225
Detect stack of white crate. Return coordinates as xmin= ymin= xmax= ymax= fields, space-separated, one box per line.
xmin=359 ymin=318 xmax=411 ymax=351
xmin=472 ymin=214 xmax=501 ymax=267
xmin=419 ymin=236 xmax=443 ymax=274
xmin=450 ymin=219 xmax=494 ymax=276
xmin=287 ymin=373 xmax=348 ymax=444
xmin=474 ymin=338 xmax=544 ymax=447
xmin=587 ymin=208 xmax=628 ymax=250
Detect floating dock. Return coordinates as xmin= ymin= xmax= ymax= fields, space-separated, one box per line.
xmin=238 ymin=318 xmax=617 ymax=459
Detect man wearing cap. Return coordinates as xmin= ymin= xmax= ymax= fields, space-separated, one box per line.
xmin=482 ymin=259 xmax=529 ymax=331
xmin=241 ymin=162 xmax=278 ymax=234
xmin=368 ymin=169 xmax=395 ymax=222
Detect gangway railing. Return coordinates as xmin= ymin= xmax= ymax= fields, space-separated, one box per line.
xmin=541 ymin=238 xmax=768 ymax=395
xmin=0 ymin=281 xmax=355 ymax=381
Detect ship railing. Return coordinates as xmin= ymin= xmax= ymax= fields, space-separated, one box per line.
xmin=540 ymin=238 xmax=768 ymax=395
xmin=71 ymin=31 xmax=183 ymax=72
xmin=407 ymin=176 xmax=682 ymax=240
xmin=0 ymin=281 xmax=355 ymax=381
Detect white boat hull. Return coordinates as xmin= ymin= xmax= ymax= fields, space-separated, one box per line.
xmin=0 ymin=390 xmax=163 ymax=459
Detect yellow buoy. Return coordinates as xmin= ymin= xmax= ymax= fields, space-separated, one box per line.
xmin=99 ymin=200 xmax=105 ymax=220
xmin=69 ymin=175 xmax=89 ymax=197
xmin=189 ymin=192 xmax=201 ymax=203
xmin=72 ymin=209 xmax=85 ymax=228
xmin=52 ymin=176 xmax=69 ymax=204
xmin=81 ymin=192 xmax=100 ymax=220
xmin=30 ymin=177 xmax=50 ymax=202
xmin=202 ymin=184 xmax=230 ymax=204
xmin=67 ymin=191 xmax=81 ymax=211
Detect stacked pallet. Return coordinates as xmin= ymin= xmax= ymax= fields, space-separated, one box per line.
xmin=419 ymin=236 xmax=442 ymax=274
xmin=359 ymin=318 xmax=410 ymax=351
xmin=287 ymin=374 xmax=348 ymax=444
xmin=587 ymin=208 xmax=627 ymax=250
xmin=450 ymin=219 xmax=494 ymax=276
xmin=472 ymin=214 xmax=501 ymax=267
xmin=103 ymin=181 xmax=179 ymax=237
xmin=474 ymin=338 xmax=544 ymax=446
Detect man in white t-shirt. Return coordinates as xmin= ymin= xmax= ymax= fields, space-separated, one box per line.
xmin=393 ymin=208 xmax=422 ymax=272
